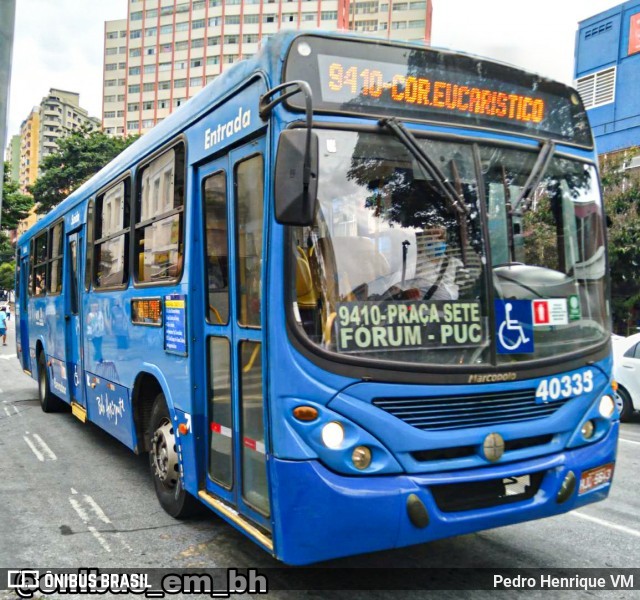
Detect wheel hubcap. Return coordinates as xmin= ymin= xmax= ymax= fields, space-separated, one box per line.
xmin=151 ymin=419 xmax=179 ymax=488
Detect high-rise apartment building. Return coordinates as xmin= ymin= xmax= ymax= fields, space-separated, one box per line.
xmin=103 ymin=0 xmax=433 ymax=136
xmin=38 ymin=89 xmax=101 ymax=164
xmin=5 ymin=134 xmax=20 ymax=183
xmin=18 ymin=108 xmax=39 ymax=194
xmin=14 ymin=89 xmax=101 ymax=195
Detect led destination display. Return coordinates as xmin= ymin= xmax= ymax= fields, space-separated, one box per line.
xmin=284 ymin=35 xmax=592 ymax=147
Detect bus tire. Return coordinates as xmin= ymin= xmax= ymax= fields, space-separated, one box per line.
xmin=37 ymin=352 xmax=66 ymax=413
xmin=614 ymin=386 xmax=633 ymax=422
xmin=148 ymin=394 xmax=200 ymax=518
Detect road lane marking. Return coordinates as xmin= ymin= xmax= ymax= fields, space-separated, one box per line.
xmin=69 ymin=497 xmax=111 ymax=553
xmin=84 ymin=494 xmax=111 ymax=525
xmin=3 ymin=406 xmax=11 ymax=417
xmin=87 ymin=525 xmax=112 ymax=553
xmin=13 ymin=405 xmax=22 ymax=417
xmin=620 ymin=438 xmax=640 ymax=446
xmin=23 ymin=435 xmax=44 ymax=461
xmin=571 ymin=511 xmax=640 ymax=538
xmin=69 ymin=490 xmax=132 ymax=553
xmin=32 ymin=434 xmax=56 ymax=460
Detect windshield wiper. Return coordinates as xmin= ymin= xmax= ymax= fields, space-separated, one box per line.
xmin=513 ymin=139 xmax=555 ymax=212
xmin=379 ymin=117 xmax=470 ymax=263
xmin=501 ymin=139 xmax=554 ymax=264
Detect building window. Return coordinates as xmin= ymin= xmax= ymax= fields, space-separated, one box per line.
xmin=176 ymin=20 xmax=190 ymax=31
xmin=144 ymin=64 xmax=156 ymax=74
xmin=146 ymin=47 xmax=156 ymax=56
xmin=192 ymin=19 xmax=205 ymax=29
xmin=321 ymin=11 xmax=337 ymax=20
xmin=160 ymin=24 xmax=173 ymax=34
xmin=244 ymin=14 xmax=260 ymax=24
xmin=143 ymin=82 xmax=155 ymax=91
xmin=190 ymin=76 xmax=203 ymax=87
xmin=584 ymin=20 xmax=613 ymax=39
xmin=131 ymin=11 xmax=143 ymax=20
xmin=191 ymin=38 xmax=204 ymax=48
xmin=208 ymin=35 xmax=221 ymax=46
xmin=129 ymin=84 xmax=140 ymax=93
xmin=142 ymin=119 xmax=154 ymax=128
xmin=576 ymin=66 xmax=616 ymax=108
xmin=191 ymin=58 xmax=203 ymax=68
xmin=146 ymin=27 xmax=157 ymax=37
xmin=129 ymin=66 xmax=141 ymax=75
xmin=225 ymin=15 xmax=241 ymax=25
xmin=174 ymin=78 xmax=187 ymax=88
xmin=127 ymin=121 xmax=139 ymax=131
xmin=104 ymin=111 xmax=116 ymax=118
xmin=135 ymin=144 xmax=186 ymax=284
xmin=106 ymin=47 xmax=118 ymax=55
xmin=224 ymin=35 xmax=239 ymax=44
xmin=128 ymin=102 xmax=140 ymax=112
xmin=130 ymin=29 xmax=142 ymax=39
xmin=175 ymin=40 xmax=189 ymax=51
xmin=130 ymin=47 xmax=141 ymax=57
xmin=105 ymin=79 xmax=117 ymax=87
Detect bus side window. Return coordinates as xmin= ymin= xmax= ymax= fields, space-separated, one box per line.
xmin=95 ymin=179 xmax=130 ymax=289
xmin=33 ymin=232 xmax=48 ymax=296
xmin=235 ymin=154 xmax=264 ymax=328
xmin=135 ymin=144 xmax=185 ymax=284
xmin=48 ymin=221 xmax=64 ymax=294
xmin=203 ymin=171 xmax=229 ymax=324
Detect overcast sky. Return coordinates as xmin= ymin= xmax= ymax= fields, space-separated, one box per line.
xmin=5 ymin=0 xmax=624 ymax=141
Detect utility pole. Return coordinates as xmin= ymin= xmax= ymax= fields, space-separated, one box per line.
xmin=0 ymin=0 xmax=17 ymax=232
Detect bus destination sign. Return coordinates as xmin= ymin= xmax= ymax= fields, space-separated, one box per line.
xmin=320 ymin=56 xmax=546 ymax=126
xmin=284 ymin=35 xmax=592 ymax=147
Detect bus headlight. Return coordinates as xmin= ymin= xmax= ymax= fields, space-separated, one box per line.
xmin=352 ymin=446 xmax=372 ymax=470
xmin=321 ymin=422 xmax=344 ymax=449
xmin=599 ymin=395 xmax=615 ymax=418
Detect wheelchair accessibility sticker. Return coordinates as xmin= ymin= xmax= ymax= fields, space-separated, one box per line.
xmin=495 ymin=300 xmax=534 ymax=354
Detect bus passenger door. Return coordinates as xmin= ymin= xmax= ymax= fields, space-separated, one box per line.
xmin=18 ymin=254 xmax=31 ymax=371
xmin=64 ymin=231 xmax=86 ymax=409
xmin=200 ymin=137 xmax=271 ymax=533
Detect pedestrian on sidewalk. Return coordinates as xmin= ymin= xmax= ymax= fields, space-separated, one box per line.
xmin=0 ymin=308 xmax=8 ymax=346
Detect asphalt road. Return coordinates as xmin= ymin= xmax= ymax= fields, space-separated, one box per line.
xmin=0 ymin=317 xmax=638 ymax=599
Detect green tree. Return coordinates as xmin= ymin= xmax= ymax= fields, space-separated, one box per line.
xmin=1 ymin=162 xmax=34 ymax=231
xmin=0 ymin=261 xmax=15 ymax=290
xmin=0 ymin=232 xmax=14 ymax=264
xmin=600 ymin=151 xmax=640 ymax=334
xmin=29 ymin=126 xmax=139 ymax=214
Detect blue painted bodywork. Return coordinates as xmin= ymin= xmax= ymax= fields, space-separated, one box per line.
xmin=16 ymin=30 xmax=616 ymax=565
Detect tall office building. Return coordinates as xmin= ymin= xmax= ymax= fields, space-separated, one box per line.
xmin=102 ymin=0 xmax=433 ymax=136
xmin=575 ymin=0 xmax=640 ymax=167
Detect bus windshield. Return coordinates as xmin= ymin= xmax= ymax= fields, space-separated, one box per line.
xmin=291 ymin=129 xmax=609 ymax=367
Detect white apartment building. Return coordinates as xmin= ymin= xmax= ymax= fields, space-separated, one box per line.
xmin=102 ymin=0 xmax=432 ymax=136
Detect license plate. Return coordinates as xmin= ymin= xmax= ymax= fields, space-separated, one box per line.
xmin=578 ymin=463 xmax=614 ymax=495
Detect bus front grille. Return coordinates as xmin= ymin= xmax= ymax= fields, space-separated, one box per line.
xmin=372 ymin=389 xmax=569 ymax=431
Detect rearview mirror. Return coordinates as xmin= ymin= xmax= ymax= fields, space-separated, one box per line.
xmin=274 ymin=129 xmax=318 ymax=226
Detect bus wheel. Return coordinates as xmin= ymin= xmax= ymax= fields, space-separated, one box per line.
xmin=614 ymin=386 xmax=633 ymax=423
xmin=148 ymin=394 xmax=200 ymax=518
xmin=37 ymin=353 xmax=65 ymax=413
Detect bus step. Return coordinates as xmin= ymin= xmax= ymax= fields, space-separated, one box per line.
xmin=71 ymin=402 xmax=87 ymax=423
xmin=197 ymin=490 xmax=273 ymax=552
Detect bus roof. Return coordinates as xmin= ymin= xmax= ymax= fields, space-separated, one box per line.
xmin=20 ymin=30 xmax=587 ymax=244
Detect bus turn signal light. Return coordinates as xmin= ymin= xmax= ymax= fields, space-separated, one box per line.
xmin=178 ymin=423 xmax=189 ymax=435
xmin=293 ymin=406 xmax=319 ymax=422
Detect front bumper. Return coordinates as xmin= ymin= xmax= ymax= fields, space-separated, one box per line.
xmin=270 ymin=421 xmax=618 ymax=565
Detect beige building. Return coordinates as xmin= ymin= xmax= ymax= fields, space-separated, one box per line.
xmin=103 ymin=0 xmax=433 ymax=136
xmin=9 ymin=89 xmax=100 ymax=237
xmin=39 ymin=89 xmax=101 ymax=164
xmin=18 ymin=108 xmax=39 ymax=194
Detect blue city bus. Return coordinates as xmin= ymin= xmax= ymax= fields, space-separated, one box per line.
xmin=15 ymin=31 xmax=618 ymax=565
